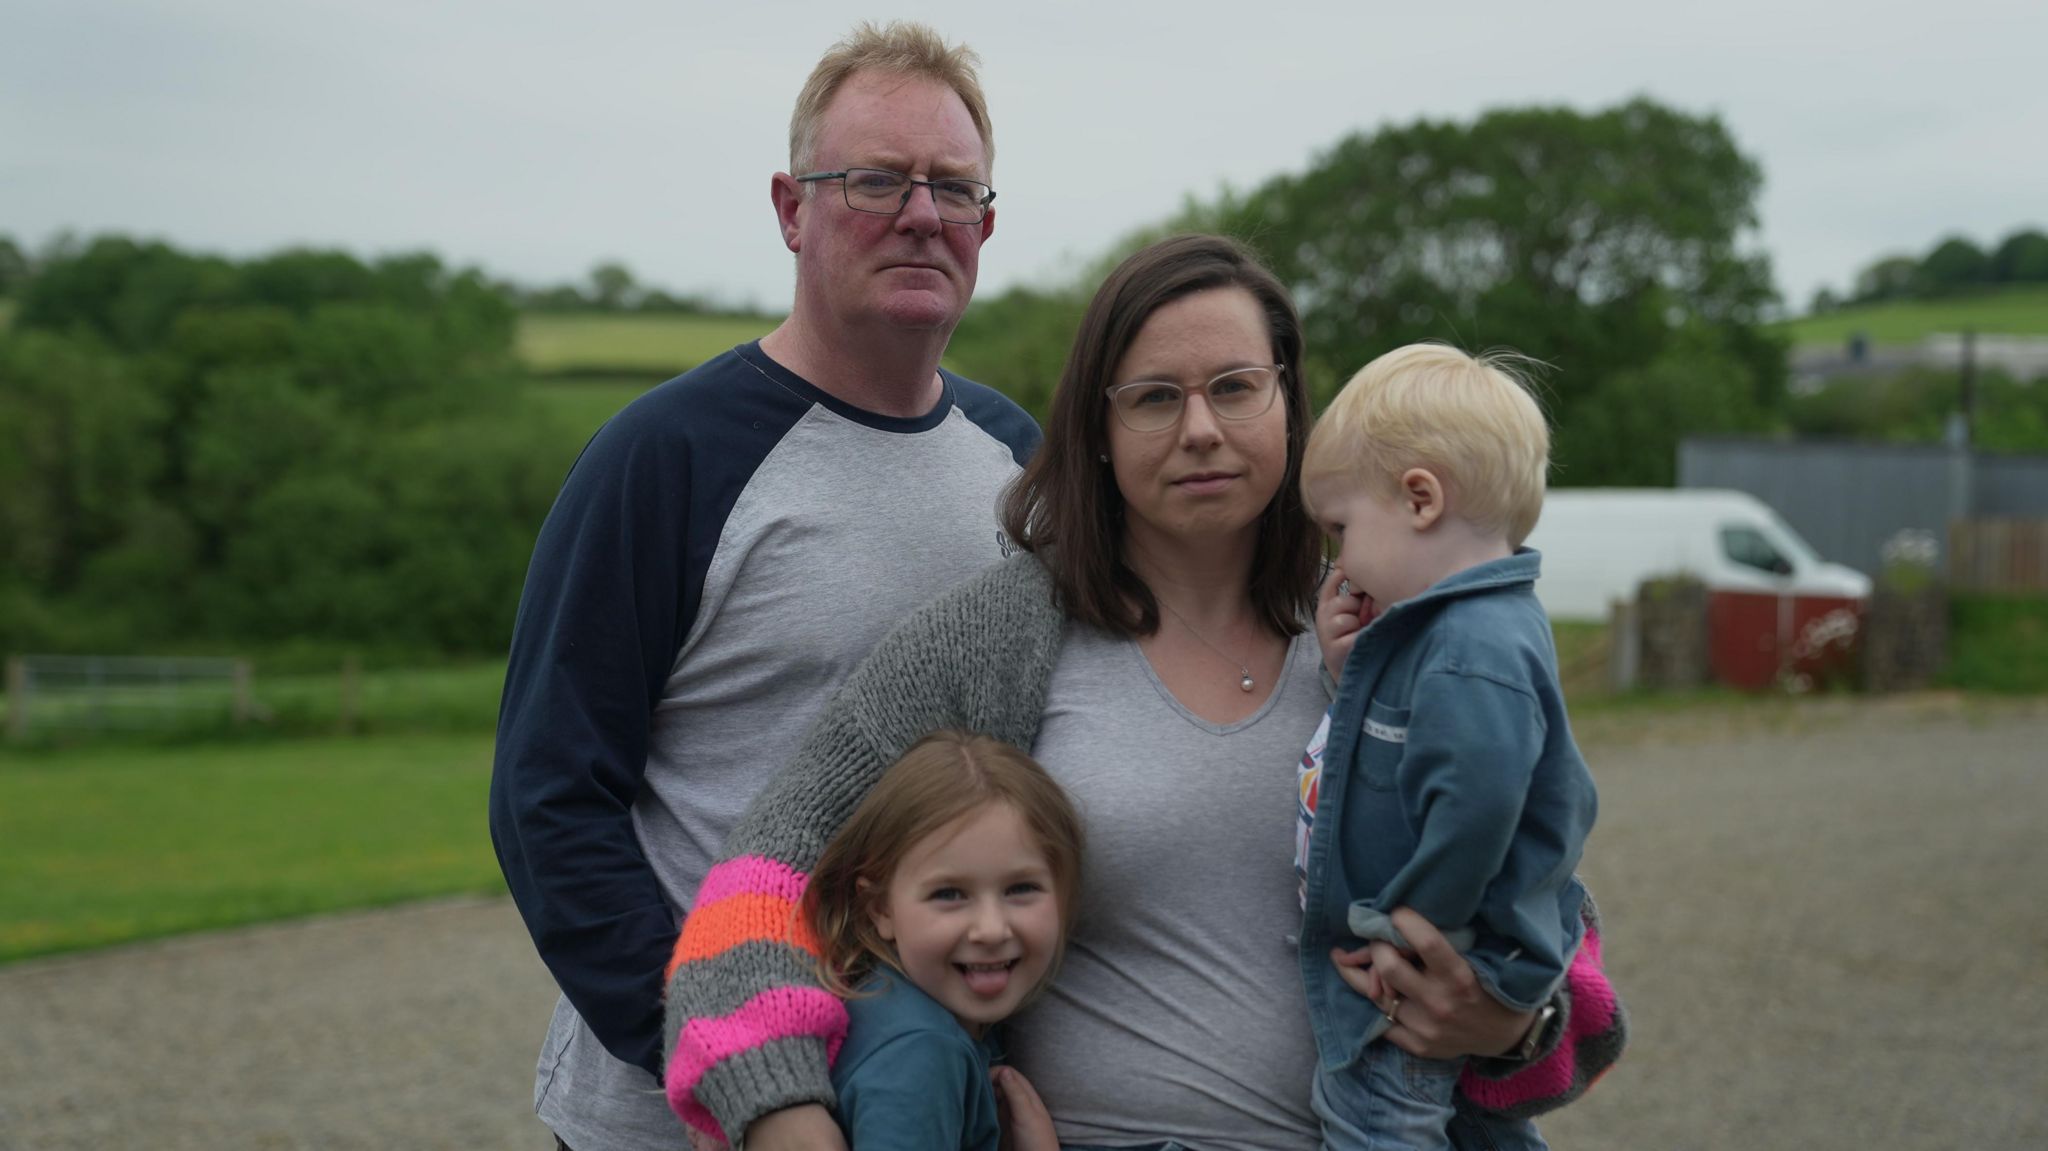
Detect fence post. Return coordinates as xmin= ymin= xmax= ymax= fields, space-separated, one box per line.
xmin=6 ymin=657 xmax=25 ymax=743
xmin=1607 ymin=599 xmax=1640 ymax=693
xmin=339 ymin=655 xmax=361 ymax=735
xmin=232 ymin=660 xmax=253 ymax=726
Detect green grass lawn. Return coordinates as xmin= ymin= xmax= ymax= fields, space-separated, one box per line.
xmin=517 ymin=312 xmax=778 ymax=375
xmin=1782 ymin=286 xmax=2048 ymax=346
xmin=531 ymin=375 xmax=662 ymax=441
xmin=0 ymin=731 xmax=502 ymax=962
xmin=8 ymin=660 xmax=508 ymax=744
xmin=1943 ymin=595 xmax=2048 ymax=693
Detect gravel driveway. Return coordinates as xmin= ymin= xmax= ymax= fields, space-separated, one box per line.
xmin=3 ymin=698 xmax=2044 ymax=1150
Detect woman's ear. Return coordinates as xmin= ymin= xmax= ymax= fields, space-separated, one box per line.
xmin=1399 ymin=467 xmax=1446 ymax=530
xmin=859 ymin=877 xmax=896 ymax=942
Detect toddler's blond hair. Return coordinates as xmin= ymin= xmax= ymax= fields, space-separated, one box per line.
xmin=1303 ymin=344 xmax=1550 ymax=546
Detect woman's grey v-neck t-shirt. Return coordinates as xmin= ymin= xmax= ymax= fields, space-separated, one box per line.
xmin=1008 ymin=620 xmax=1329 ymax=1151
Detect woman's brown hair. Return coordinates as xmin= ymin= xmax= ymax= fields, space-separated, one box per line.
xmin=999 ymin=233 xmax=1319 ymax=638
xmin=805 ymin=731 xmax=1085 ymax=999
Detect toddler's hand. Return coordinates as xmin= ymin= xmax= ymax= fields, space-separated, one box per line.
xmin=1330 ymin=943 xmax=1387 ymax=1003
xmin=993 ymin=1066 xmax=1058 ymax=1151
xmin=1316 ymin=569 xmax=1376 ymax=683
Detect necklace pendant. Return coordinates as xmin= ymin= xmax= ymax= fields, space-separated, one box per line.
xmin=1240 ymin=672 xmax=1255 ymax=693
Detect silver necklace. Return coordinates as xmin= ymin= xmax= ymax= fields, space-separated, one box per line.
xmin=1157 ymin=598 xmax=1256 ymax=692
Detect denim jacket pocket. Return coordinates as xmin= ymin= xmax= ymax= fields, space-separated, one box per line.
xmin=1358 ymin=698 xmax=1411 ymax=791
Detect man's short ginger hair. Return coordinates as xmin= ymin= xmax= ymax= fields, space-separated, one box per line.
xmin=1303 ymin=344 xmax=1551 ymax=547
xmin=789 ymin=21 xmax=994 ymax=177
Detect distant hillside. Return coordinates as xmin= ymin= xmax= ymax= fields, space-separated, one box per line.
xmin=1783 ymin=286 xmax=2048 ymax=347
xmin=516 ymin=312 xmax=779 ymax=377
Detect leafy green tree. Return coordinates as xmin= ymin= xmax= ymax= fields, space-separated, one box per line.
xmin=1853 ymin=255 xmax=1920 ymax=302
xmin=1917 ymin=236 xmax=1992 ymax=295
xmin=0 ymin=235 xmax=28 ymax=297
xmin=16 ymin=236 xmax=238 ymax=351
xmin=590 ymin=262 xmax=638 ymax=311
xmin=1991 ymin=228 xmax=2048 ymax=283
xmin=1786 ymin=366 xmax=2048 ymax=455
xmin=0 ymin=332 xmax=166 ymax=601
xmin=1201 ymin=97 xmax=1782 ymax=483
xmin=946 ymin=285 xmax=1089 ymax=424
xmin=2 ymin=236 xmax=541 ymax=656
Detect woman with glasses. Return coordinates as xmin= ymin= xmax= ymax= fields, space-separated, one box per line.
xmin=664 ymin=235 xmax=1622 ymax=1151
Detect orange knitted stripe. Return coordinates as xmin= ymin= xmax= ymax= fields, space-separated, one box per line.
xmin=665 ymin=894 xmax=820 ymax=981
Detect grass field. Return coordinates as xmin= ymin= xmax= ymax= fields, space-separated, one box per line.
xmin=1781 ymin=285 xmax=2048 ymax=346
xmin=2 ymin=603 xmax=2035 ymax=965
xmin=531 ymin=375 xmax=660 ymax=441
xmin=7 ymin=661 xmax=508 ymax=744
xmin=0 ymin=732 xmax=501 ymax=962
xmin=1944 ymin=595 xmax=2048 ymax=693
xmin=517 ymin=312 xmax=777 ymax=375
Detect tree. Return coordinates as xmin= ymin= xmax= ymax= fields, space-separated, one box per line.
xmin=589 ymin=261 xmax=638 ymax=311
xmin=0 ymin=234 xmax=28 ymax=297
xmin=1853 ymin=255 xmax=1920 ymax=302
xmin=0 ymin=330 xmax=169 ymax=649
xmin=1916 ymin=236 xmax=1991 ymax=295
xmin=1991 ymin=228 xmax=2048 ymax=283
xmin=1202 ymin=96 xmax=1783 ymax=484
xmin=3 ymin=235 xmax=542 ymax=655
xmin=946 ymin=285 xmax=1089 ymax=424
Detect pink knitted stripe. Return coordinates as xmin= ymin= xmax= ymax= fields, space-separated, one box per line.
xmin=692 ymin=856 xmax=809 ymax=910
xmin=665 ymin=986 xmax=848 ymax=1140
xmin=1459 ymin=926 xmax=1613 ymax=1110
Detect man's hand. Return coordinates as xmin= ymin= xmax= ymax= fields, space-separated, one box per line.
xmin=993 ymin=1066 xmax=1058 ymax=1151
xmin=743 ymin=1104 xmax=847 ymax=1151
xmin=1315 ymin=568 xmax=1374 ymax=684
xmin=1365 ymin=907 xmax=1534 ymax=1060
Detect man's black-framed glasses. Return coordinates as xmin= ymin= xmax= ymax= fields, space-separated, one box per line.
xmin=1106 ymin=365 xmax=1285 ymax=433
xmin=795 ymin=168 xmax=997 ymax=224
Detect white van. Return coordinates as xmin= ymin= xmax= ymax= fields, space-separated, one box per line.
xmin=1522 ymin=489 xmax=1872 ymax=622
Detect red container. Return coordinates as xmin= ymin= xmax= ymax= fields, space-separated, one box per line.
xmin=1707 ymin=591 xmax=1865 ymax=691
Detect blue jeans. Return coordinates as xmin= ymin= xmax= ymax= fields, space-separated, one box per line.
xmin=1313 ymin=1042 xmax=1546 ymax=1151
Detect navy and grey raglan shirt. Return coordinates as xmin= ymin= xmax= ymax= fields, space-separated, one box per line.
xmin=489 ymin=341 xmax=1037 ymax=1151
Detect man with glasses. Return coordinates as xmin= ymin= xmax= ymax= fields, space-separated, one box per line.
xmin=489 ymin=22 xmax=1035 ymax=1151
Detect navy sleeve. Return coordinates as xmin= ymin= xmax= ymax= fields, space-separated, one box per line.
xmin=488 ymin=355 xmax=804 ymax=1077
xmin=950 ymin=376 xmax=1041 ymax=467
xmin=488 ymin=410 xmax=692 ymax=1076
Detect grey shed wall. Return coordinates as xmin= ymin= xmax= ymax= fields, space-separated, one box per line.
xmin=1676 ymin=439 xmax=1970 ymax=577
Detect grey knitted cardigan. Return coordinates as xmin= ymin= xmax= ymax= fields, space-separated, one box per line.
xmin=660 ymin=555 xmax=1623 ymax=1143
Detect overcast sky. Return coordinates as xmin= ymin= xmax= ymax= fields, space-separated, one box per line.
xmin=5 ymin=0 xmax=2043 ymax=313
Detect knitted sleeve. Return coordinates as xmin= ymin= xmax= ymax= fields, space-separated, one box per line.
xmin=1457 ymin=889 xmax=1628 ymax=1120
xmin=661 ymin=558 xmax=1063 ymax=1145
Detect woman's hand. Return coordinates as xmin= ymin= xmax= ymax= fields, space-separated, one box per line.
xmin=1315 ymin=568 xmax=1375 ymax=683
xmin=742 ymin=1104 xmax=848 ymax=1151
xmin=1364 ymin=907 xmax=1535 ymax=1060
xmin=993 ymin=1066 xmax=1059 ymax=1151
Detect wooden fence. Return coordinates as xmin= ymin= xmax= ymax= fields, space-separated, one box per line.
xmin=1949 ymin=519 xmax=2048 ymax=593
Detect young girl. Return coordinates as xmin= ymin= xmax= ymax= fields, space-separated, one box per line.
xmin=805 ymin=730 xmax=1084 ymax=1150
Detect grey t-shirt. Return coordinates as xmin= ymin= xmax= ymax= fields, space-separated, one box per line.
xmin=1008 ymin=620 xmax=1329 ymax=1151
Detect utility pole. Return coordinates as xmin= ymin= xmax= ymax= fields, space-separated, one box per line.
xmin=1959 ymin=327 xmax=1977 ymax=446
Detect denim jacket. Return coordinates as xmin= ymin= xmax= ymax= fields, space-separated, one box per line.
xmin=1297 ymin=549 xmax=1596 ymax=1071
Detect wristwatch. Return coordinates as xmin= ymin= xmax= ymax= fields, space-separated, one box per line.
xmin=1506 ymin=1001 xmax=1560 ymax=1062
